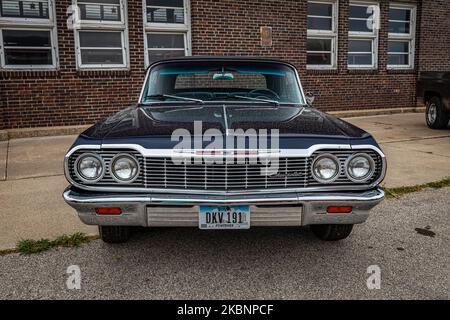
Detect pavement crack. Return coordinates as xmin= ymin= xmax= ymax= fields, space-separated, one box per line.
xmin=5 ymin=139 xmax=9 ymax=181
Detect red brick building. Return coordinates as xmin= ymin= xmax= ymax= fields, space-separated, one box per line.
xmin=0 ymin=0 xmax=449 ymax=129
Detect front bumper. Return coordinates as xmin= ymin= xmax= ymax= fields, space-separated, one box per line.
xmin=63 ymin=187 xmax=385 ymax=227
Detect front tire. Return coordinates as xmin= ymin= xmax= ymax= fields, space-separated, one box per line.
xmin=426 ymin=96 xmax=449 ymax=129
xmin=310 ymin=224 xmax=353 ymax=241
xmin=99 ymin=226 xmax=131 ymax=243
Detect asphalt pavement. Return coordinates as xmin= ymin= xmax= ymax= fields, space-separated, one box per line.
xmin=0 ymin=187 xmax=448 ymax=300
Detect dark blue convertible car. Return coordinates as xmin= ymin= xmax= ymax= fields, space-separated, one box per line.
xmin=63 ymin=57 xmax=386 ymax=243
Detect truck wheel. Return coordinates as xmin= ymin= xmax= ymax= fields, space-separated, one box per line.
xmin=426 ymin=96 xmax=449 ymax=129
xmin=310 ymin=224 xmax=353 ymax=241
xmin=99 ymin=226 xmax=131 ymax=243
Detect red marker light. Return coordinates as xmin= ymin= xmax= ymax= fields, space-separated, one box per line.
xmin=327 ymin=206 xmax=353 ymax=214
xmin=95 ymin=207 xmax=122 ymax=215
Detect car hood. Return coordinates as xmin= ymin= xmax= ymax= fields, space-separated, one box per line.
xmin=82 ymin=104 xmax=369 ymax=141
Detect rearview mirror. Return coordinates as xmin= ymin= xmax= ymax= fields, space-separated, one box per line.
xmin=213 ymin=73 xmax=234 ymax=81
xmin=305 ymin=92 xmax=315 ymax=105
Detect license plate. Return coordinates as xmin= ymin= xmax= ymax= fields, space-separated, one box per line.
xmin=199 ymin=205 xmax=250 ymax=230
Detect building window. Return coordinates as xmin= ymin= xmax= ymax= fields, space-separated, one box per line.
xmin=348 ymin=2 xmax=379 ymax=69
xmin=388 ymin=4 xmax=416 ymax=69
xmin=307 ymin=1 xmax=338 ymax=69
xmin=0 ymin=0 xmax=57 ymax=69
xmin=143 ymin=0 xmax=191 ymax=67
xmin=74 ymin=0 xmax=128 ymax=69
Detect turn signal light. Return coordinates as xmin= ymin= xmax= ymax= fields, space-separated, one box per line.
xmin=327 ymin=206 xmax=353 ymax=214
xmin=95 ymin=207 xmax=122 ymax=215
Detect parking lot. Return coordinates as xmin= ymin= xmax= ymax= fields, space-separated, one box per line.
xmin=0 ymin=187 xmax=449 ymax=299
xmin=0 ymin=112 xmax=449 ymax=299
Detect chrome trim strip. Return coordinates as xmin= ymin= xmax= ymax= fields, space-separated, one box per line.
xmin=63 ymin=188 xmax=385 ymax=205
xmin=97 ymin=143 xmax=354 ymax=158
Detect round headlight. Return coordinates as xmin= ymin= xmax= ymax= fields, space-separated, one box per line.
xmin=111 ymin=154 xmax=140 ymax=183
xmin=346 ymin=153 xmax=375 ymax=182
xmin=75 ymin=153 xmax=104 ymax=183
xmin=311 ymin=154 xmax=340 ymax=183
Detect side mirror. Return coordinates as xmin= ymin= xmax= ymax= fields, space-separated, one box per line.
xmin=305 ymin=92 xmax=315 ymax=105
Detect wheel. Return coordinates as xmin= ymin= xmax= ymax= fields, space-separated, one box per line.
xmin=310 ymin=224 xmax=354 ymax=241
xmin=426 ymin=96 xmax=449 ymax=129
xmin=99 ymin=226 xmax=131 ymax=243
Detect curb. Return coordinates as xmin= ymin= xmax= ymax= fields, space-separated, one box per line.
xmin=331 ymin=106 xmax=425 ymax=118
xmin=0 ymin=125 xmax=90 ymax=141
xmin=0 ymin=107 xmax=425 ymax=141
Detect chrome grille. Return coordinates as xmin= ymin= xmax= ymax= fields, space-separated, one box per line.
xmin=67 ymin=148 xmax=384 ymax=191
xmin=144 ymin=157 xmax=308 ymax=190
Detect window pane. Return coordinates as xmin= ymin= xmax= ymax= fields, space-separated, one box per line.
xmin=147 ymin=33 xmax=184 ymax=48
xmin=4 ymin=48 xmax=52 ymax=65
xmin=349 ymin=18 xmax=373 ymax=32
xmin=348 ymin=39 xmax=372 ymax=53
xmin=79 ymin=31 xmax=122 ymax=48
xmin=308 ymin=3 xmax=332 ymax=17
xmin=389 ymin=21 xmax=410 ymax=34
xmin=388 ymin=41 xmax=409 ymax=53
xmin=388 ymin=54 xmax=409 ymax=65
xmin=3 ymin=29 xmax=51 ymax=47
xmin=78 ymin=0 xmax=121 ymax=21
xmin=349 ymin=5 xmax=371 ymax=19
xmin=147 ymin=7 xmax=184 ymax=23
xmin=348 ymin=53 xmax=372 ymax=65
xmin=0 ymin=0 xmax=49 ymax=18
xmin=148 ymin=49 xmax=185 ymax=63
xmin=147 ymin=0 xmax=183 ymax=8
xmin=80 ymin=49 xmax=123 ymax=64
xmin=307 ymin=38 xmax=332 ymax=52
xmin=308 ymin=17 xmax=332 ymax=30
xmin=307 ymin=52 xmax=331 ymax=65
xmin=389 ymin=8 xmax=410 ymax=21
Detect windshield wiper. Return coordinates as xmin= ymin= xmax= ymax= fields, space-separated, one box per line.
xmin=210 ymin=95 xmax=279 ymax=106
xmin=146 ymin=94 xmax=204 ymax=104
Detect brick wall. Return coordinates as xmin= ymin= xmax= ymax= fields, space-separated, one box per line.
xmin=0 ymin=0 xmax=444 ymax=130
xmin=0 ymin=0 xmax=146 ymax=130
xmin=419 ymin=0 xmax=450 ymax=72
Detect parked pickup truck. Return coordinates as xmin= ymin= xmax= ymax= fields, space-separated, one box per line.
xmin=63 ymin=56 xmax=386 ymax=244
xmin=417 ymin=72 xmax=450 ymax=129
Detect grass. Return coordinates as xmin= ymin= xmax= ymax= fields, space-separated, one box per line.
xmin=16 ymin=232 xmax=93 ymax=255
xmin=383 ymin=177 xmax=450 ymax=199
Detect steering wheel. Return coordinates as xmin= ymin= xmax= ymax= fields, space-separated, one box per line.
xmin=248 ymin=88 xmax=280 ymax=100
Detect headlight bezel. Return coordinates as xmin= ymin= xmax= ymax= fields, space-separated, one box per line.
xmin=311 ymin=153 xmax=341 ymax=184
xmin=345 ymin=153 xmax=376 ymax=183
xmin=74 ymin=153 xmax=105 ymax=183
xmin=110 ymin=153 xmax=140 ymax=184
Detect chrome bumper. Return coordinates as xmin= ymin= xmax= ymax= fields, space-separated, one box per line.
xmin=63 ymin=187 xmax=385 ymax=227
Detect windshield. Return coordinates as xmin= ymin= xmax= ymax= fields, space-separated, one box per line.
xmin=141 ymin=60 xmax=305 ymax=105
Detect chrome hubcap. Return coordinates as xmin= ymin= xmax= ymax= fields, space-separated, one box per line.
xmin=428 ymin=104 xmax=437 ymax=124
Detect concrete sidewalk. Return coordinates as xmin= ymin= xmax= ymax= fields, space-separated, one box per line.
xmin=0 ymin=112 xmax=449 ymax=249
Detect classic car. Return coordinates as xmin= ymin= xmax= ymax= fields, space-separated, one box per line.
xmin=417 ymin=71 xmax=450 ymax=129
xmin=63 ymin=56 xmax=386 ymax=243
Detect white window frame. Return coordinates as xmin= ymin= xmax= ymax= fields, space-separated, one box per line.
xmin=0 ymin=0 xmax=58 ymax=70
xmin=387 ymin=3 xmax=416 ymax=70
xmin=307 ymin=0 xmax=338 ymax=70
xmin=73 ymin=0 xmax=129 ymax=70
xmin=143 ymin=0 xmax=191 ymax=68
xmin=348 ymin=1 xmax=379 ymax=70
